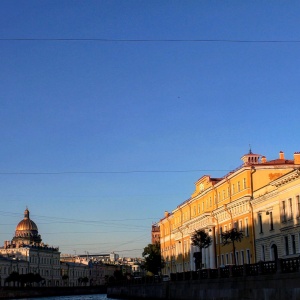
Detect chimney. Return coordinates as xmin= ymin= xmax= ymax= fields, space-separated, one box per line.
xmin=164 ymin=211 xmax=169 ymax=218
xmin=279 ymin=151 xmax=284 ymax=160
xmin=261 ymin=156 xmax=267 ymax=163
xmin=294 ymin=152 xmax=300 ymax=164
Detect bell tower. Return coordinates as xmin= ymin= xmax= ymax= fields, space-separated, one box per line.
xmin=241 ymin=147 xmax=261 ymax=165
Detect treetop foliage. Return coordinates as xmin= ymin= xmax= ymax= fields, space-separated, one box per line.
xmin=221 ymin=228 xmax=244 ymax=246
xmin=142 ymin=242 xmax=165 ymax=275
xmin=191 ymin=229 xmax=212 ymax=250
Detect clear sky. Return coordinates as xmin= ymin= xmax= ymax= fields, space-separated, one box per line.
xmin=1 ymin=1 xmax=300 ymax=258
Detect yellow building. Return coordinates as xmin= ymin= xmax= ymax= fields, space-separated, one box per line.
xmin=158 ymin=150 xmax=300 ymax=274
xmin=253 ymin=167 xmax=300 ymax=262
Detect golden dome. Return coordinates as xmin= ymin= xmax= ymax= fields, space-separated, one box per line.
xmin=12 ymin=208 xmax=42 ymax=247
xmin=15 ymin=208 xmax=38 ymax=232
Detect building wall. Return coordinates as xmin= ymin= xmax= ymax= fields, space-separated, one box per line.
xmin=159 ymin=151 xmax=300 ymax=275
xmin=0 ymin=245 xmax=61 ymax=286
xmin=253 ymin=169 xmax=300 ymax=262
xmin=108 ymin=272 xmax=300 ymax=300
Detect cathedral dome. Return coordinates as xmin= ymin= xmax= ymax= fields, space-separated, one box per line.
xmin=16 ymin=208 xmax=38 ymax=231
xmin=12 ymin=208 xmax=42 ymax=246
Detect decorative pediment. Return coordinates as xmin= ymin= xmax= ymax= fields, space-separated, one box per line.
xmin=192 ymin=175 xmax=220 ymax=197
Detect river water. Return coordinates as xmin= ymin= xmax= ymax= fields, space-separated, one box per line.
xmin=15 ymin=294 xmax=117 ymax=300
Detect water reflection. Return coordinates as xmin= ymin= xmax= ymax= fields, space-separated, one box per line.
xmin=16 ymin=294 xmax=113 ymax=300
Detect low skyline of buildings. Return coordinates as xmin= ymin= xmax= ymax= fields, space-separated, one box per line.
xmin=0 ymin=208 xmax=144 ymax=286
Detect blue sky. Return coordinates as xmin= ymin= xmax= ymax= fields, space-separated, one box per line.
xmin=1 ymin=1 xmax=300 ymax=257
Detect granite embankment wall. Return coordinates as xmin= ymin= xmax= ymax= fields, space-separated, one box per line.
xmin=107 ymin=273 xmax=300 ymax=300
xmin=108 ymin=258 xmax=300 ymax=300
xmin=0 ymin=286 xmax=107 ymax=299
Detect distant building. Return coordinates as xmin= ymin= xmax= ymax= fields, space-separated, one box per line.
xmin=60 ymin=261 xmax=90 ymax=286
xmin=0 ymin=208 xmax=145 ymax=287
xmin=110 ymin=252 xmax=119 ymax=262
xmin=151 ymin=224 xmax=160 ymax=244
xmin=0 ymin=208 xmax=61 ymax=286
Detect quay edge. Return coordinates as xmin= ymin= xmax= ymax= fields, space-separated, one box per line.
xmin=107 ymin=273 xmax=300 ymax=300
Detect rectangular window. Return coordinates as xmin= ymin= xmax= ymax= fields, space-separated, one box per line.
xmin=261 ymin=245 xmax=265 ymax=261
xmin=230 ymin=252 xmax=233 ymax=264
xmin=288 ymin=198 xmax=293 ymax=220
xmin=234 ymin=221 xmax=238 ymax=229
xmin=221 ymin=254 xmax=224 ymax=265
xmin=198 ymin=204 xmax=200 ymax=213
xmin=223 ymin=190 xmax=225 ymax=199
xmin=245 ymin=218 xmax=249 ymax=236
xmin=246 ymin=249 xmax=251 ymax=264
xmin=241 ymin=250 xmax=245 ymax=264
xmin=285 ymin=236 xmax=289 ymax=255
xmin=238 ymin=181 xmax=241 ymax=192
xmin=292 ymin=235 xmax=296 ymax=254
xmin=239 ymin=220 xmax=243 ymax=232
xmin=282 ymin=201 xmax=287 ymax=222
xmin=232 ymin=184 xmax=235 ymax=194
xmin=226 ymin=253 xmax=229 ymax=265
xmin=227 ymin=187 xmax=230 ymax=197
xmin=243 ymin=178 xmax=246 ymax=189
xmin=269 ymin=211 xmax=274 ymax=231
xmin=259 ymin=214 xmax=263 ymax=233
xmin=235 ymin=252 xmax=239 ymax=265
xmin=297 ymin=195 xmax=300 ymax=218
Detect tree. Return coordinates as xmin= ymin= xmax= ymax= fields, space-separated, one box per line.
xmin=5 ymin=271 xmax=19 ymax=287
xmin=81 ymin=276 xmax=89 ymax=286
xmin=142 ymin=242 xmax=165 ymax=275
xmin=33 ymin=273 xmax=45 ymax=285
xmin=62 ymin=274 xmax=69 ymax=286
xmin=191 ymin=229 xmax=212 ymax=270
xmin=221 ymin=228 xmax=244 ymax=265
xmin=78 ymin=276 xmax=89 ymax=286
xmin=113 ymin=270 xmax=124 ymax=281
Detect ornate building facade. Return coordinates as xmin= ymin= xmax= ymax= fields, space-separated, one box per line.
xmin=158 ymin=150 xmax=300 ymax=275
xmin=0 ymin=208 xmax=61 ymax=286
xmin=0 ymin=208 xmax=137 ymax=287
xmin=253 ymin=167 xmax=300 ymax=262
